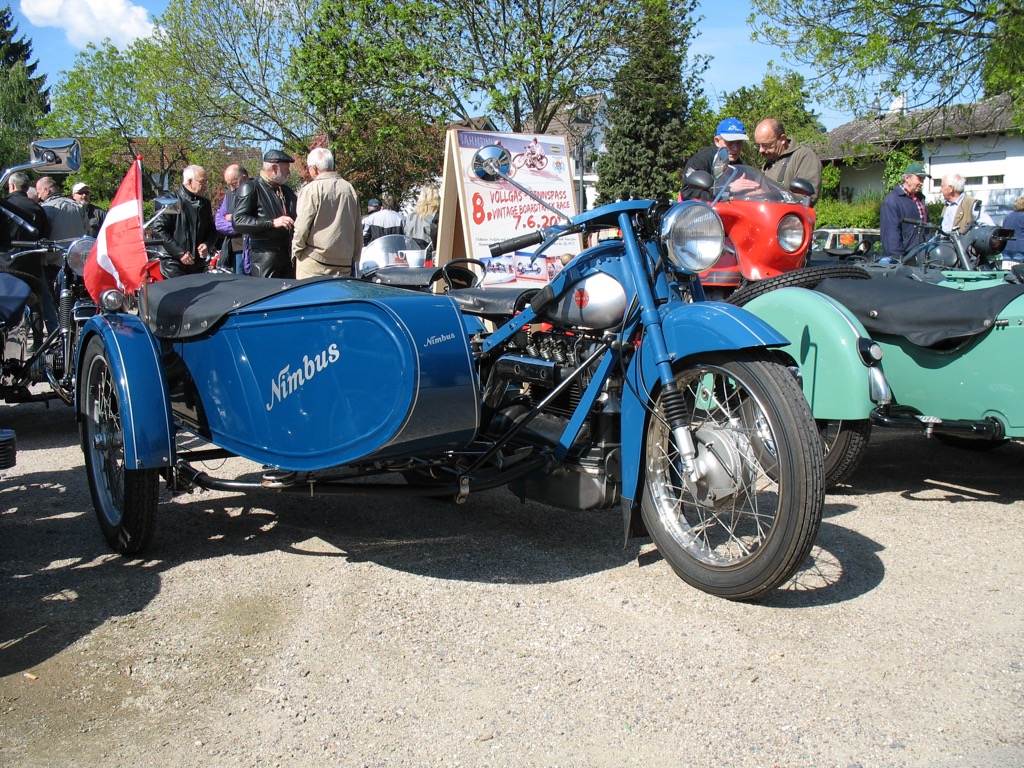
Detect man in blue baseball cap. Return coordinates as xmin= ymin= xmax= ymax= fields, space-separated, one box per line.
xmin=681 ymin=117 xmax=750 ymax=201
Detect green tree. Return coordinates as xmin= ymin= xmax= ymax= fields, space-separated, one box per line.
xmin=43 ymin=40 xmax=208 ymax=197
xmin=291 ymin=0 xmax=444 ymax=203
xmin=595 ymin=0 xmax=708 ymax=202
xmin=749 ymin=0 xmax=1023 ymax=126
xmin=152 ymin=0 xmax=318 ymax=155
xmin=0 ymin=5 xmax=48 ymax=171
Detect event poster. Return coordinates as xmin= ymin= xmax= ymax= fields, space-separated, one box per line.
xmin=451 ymin=129 xmax=583 ymax=285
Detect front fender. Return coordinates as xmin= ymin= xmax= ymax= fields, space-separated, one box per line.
xmin=77 ymin=314 xmax=174 ymax=471
xmin=619 ymin=301 xmax=788 ymax=520
xmin=742 ymin=287 xmax=881 ymax=419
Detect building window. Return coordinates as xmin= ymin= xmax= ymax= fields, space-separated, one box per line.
xmin=965 ymin=176 xmax=983 ymax=186
xmin=988 ymin=175 xmax=1004 ymax=185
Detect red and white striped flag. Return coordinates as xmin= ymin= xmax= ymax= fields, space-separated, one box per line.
xmin=84 ymin=158 xmax=148 ymax=303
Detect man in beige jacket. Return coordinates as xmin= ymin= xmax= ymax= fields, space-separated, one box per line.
xmin=292 ymin=147 xmax=361 ymax=278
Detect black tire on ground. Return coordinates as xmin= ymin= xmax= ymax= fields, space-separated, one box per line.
xmin=818 ymin=419 xmax=872 ymax=488
xmin=640 ymin=350 xmax=825 ymax=601
xmin=79 ymin=335 xmax=159 ymax=554
xmin=727 ymin=263 xmax=872 ymax=308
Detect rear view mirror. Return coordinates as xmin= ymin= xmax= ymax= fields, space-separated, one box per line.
xmin=712 ymin=147 xmax=730 ymax=179
xmin=472 ymin=145 xmax=513 ymax=182
xmin=790 ymin=177 xmax=815 ymax=198
xmin=29 ymin=138 xmax=82 ymax=174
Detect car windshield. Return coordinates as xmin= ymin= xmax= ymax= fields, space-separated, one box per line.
xmin=712 ymin=164 xmax=798 ymax=204
xmin=811 ymin=230 xmax=831 ymax=250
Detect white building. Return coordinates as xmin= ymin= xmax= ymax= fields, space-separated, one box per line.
xmin=820 ymin=95 xmax=1023 ymax=223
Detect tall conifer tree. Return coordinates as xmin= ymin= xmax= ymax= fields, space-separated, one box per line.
xmin=596 ymin=0 xmax=706 ymax=202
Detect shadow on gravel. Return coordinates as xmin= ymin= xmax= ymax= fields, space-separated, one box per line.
xmin=0 ymin=403 xmax=171 ymax=678
xmin=831 ymin=429 xmax=1024 ymax=504
xmin=11 ymin=404 xmax=1018 ymax=675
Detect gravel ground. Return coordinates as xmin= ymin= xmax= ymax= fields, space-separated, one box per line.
xmin=1 ymin=397 xmax=1022 ymax=768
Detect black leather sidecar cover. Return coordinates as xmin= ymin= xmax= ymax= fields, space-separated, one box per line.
xmin=145 ymin=273 xmax=340 ymax=339
xmin=816 ymin=277 xmax=1024 ymax=347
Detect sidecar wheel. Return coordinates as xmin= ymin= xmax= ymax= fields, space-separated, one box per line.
xmin=641 ymin=351 xmax=824 ymax=601
xmin=818 ymin=419 xmax=871 ymax=488
xmin=79 ymin=336 xmax=158 ymax=554
xmin=727 ymin=263 xmax=871 ymax=307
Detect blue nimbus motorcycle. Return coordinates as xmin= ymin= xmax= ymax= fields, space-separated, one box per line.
xmin=75 ymin=145 xmax=824 ymax=601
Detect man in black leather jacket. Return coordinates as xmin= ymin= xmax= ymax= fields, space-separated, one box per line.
xmin=232 ymin=149 xmax=297 ymax=278
xmin=152 ymin=165 xmax=218 ymax=279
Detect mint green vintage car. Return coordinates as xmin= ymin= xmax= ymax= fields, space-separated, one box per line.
xmin=732 ymin=263 xmax=1024 ymax=485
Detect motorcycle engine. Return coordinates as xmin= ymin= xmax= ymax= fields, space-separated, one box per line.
xmin=484 ymin=329 xmax=622 ymax=511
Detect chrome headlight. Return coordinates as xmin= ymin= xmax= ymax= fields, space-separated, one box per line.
xmin=100 ymin=289 xmax=126 ymax=311
xmin=659 ymin=201 xmax=724 ymax=272
xmin=66 ymin=237 xmax=96 ymax=276
xmin=777 ymin=214 xmax=805 ymax=253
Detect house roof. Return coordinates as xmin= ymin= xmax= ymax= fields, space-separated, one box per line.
xmin=818 ymin=94 xmax=1017 ymax=161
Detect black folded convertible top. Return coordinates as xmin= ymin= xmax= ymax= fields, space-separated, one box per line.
xmin=815 ymin=277 xmax=1024 ymax=347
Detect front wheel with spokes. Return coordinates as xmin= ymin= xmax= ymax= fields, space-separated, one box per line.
xmin=641 ymin=350 xmax=824 ymax=600
xmin=79 ymin=335 xmax=159 ymax=553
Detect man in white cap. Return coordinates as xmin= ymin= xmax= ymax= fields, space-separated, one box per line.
xmin=72 ymin=182 xmax=106 ymax=236
xmin=681 ymin=117 xmax=750 ymax=201
xmin=233 ymin=149 xmax=298 ymax=278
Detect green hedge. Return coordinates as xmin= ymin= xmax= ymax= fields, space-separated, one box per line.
xmin=814 ymin=193 xmax=882 ymax=229
xmin=815 ymin=193 xmax=945 ymax=230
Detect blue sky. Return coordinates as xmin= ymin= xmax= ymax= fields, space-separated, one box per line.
xmin=11 ymin=0 xmax=848 ymax=131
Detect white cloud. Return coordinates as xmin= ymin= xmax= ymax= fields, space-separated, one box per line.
xmin=20 ymin=0 xmax=154 ymax=49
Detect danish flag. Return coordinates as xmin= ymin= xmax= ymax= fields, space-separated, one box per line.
xmin=84 ymin=158 xmax=148 ymax=303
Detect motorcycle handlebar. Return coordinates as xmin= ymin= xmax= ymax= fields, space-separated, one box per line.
xmin=489 ymin=231 xmax=545 ymax=257
xmin=901 ymin=217 xmax=939 ymax=230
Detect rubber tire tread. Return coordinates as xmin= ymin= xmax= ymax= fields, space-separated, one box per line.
xmin=819 ymin=419 xmax=871 ymax=488
xmin=727 ymin=263 xmax=871 ymax=307
xmin=80 ymin=336 xmax=159 ymax=554
xmin=640 ymin=350 xmax=825 ymax=601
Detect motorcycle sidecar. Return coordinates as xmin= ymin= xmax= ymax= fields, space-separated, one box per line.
xmin=78 ymin=274 xmax=481 ymax=474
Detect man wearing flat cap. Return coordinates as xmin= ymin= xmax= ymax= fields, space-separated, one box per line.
xmin=232 ymin=149 xmax=298 ymax=278
xmin=880 ymin=161 xmax=930 ymax=260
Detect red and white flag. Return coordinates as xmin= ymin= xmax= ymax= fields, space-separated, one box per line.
xmin=84 ymin=158 xmax=148 ymax=303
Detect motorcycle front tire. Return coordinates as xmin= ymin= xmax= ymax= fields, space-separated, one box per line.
xmin=641 ymin=350 xmax=824 ymax=601
xmin=79 ymin=335 xmax=159 ymax=554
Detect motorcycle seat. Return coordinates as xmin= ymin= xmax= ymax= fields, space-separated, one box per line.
xmin=816 ymin=276 xmax=1024 ymax=347
xmin=447 ymin=286 xmax=540 ymax=322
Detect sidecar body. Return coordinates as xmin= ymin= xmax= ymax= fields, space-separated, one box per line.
xmin=78 ymin=274 xmax=481 ymax=472
xmin=792 ymin=272 xmax=1024 ymax=440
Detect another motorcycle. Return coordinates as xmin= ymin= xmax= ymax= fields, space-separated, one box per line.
xmin=878 ymin=218 xmax=1014 ymax=278
xmin=74 ymin=145 xmax=827 ymax=601
xmin=695 ymin=150 xmax=817 ymax=300
xmin=0 ymin=139 xmax=85 ymax=408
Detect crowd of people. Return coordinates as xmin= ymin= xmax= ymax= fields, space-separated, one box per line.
xmin=151 ymin=148 xmax=441 ymax=281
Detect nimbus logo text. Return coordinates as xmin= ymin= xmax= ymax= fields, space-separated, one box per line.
xmin=266 ymin=343 xmax=341 ymax=411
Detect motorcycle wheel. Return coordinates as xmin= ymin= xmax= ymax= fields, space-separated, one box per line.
xmin=79 ymin=335 xmax=158 ymax=554
xmin=641 ymin=350 xmax=824 ymax=601
xmin=818 ymin=419 xmax=871 ymax=488
xmin=727 ymin=263 xmax=871 ymax=308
